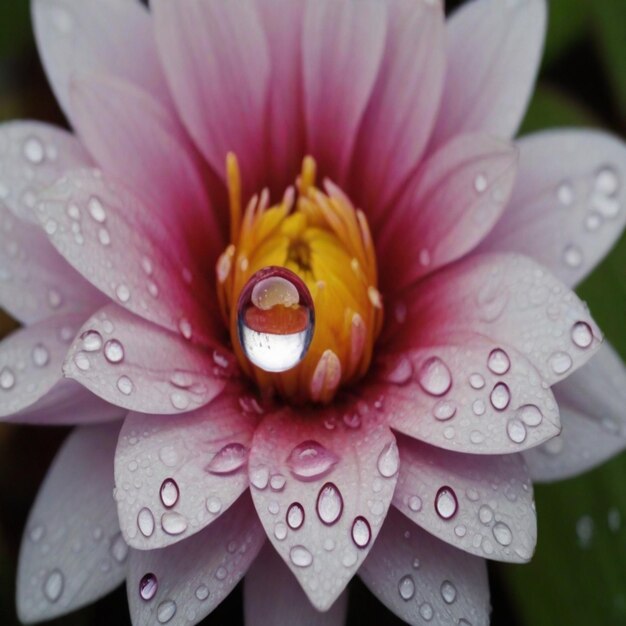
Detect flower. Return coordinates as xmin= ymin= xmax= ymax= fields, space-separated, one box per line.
xmin=1 ymin=0 xmax=625 ymax=624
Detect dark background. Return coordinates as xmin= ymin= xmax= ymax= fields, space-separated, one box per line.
xmin=0 ymin=0 xmax=625 ymax=624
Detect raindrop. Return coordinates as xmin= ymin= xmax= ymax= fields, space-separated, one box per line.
xmin=116 ymin=284 xmax=130 ymax=303
xmin=408 ymin=496 xmax=422 ymax=512
xmin=419 ymin=603 xmax=434 ymax=621
xmin=492 ymin=521 xmax=513 ymax=546
xmin=351 ymin=516 xmax=371 ymax=548
xmin=237 ymin=267 xmax=315 ymax=373
xmin=506 ymin=419 xmax=527 ymax=444
xmin=137 ymin=507 xmax=155 ymax=537
xmin=377 ymin=441 xmax=400 ymax=478
xmin=487 ymin=348 xmax=510 ymax=375
xmin=23 ymin=137 xmax=44 ymax=164
xmin=161 ymin=512 xmax=187 ymax=536
xmin=170 ymin=392 xmax=190 ymax=411
xmin=469 ymin=373 xmax=485 ymax=390
xmin=490 ymin=382 xmax=511 ymax=411
xmin=286 ymin=502 xmax=305 ymax=530
xmin=104 ymin=339 xmax=124 ymax=363
xmin=472 ymin=400 xmax=486 ymax=416
xmin=110 ymin=533 xmax=129 ymax=563
xmin=398 ymin=575 xmax=415 ymax=601
xmin=562 ymin=244 xmax=583 ymax=268
xmin=595 ymin=166 xmax=619 ymax=196
xmin=160 ymin=478 xmax=179 ymax=508
xmin=31 ymin=344 xmax=50 ymax=367
xmin=250 ymin=466 xmax=270 ymax=490
xmin=435 ymin=486 xmax=458 ymax=520
xmin=585 ymin=213 xmax=602 ymax=231
xmin=571 ymin=321 xmax=593 ymax=348
xmin=81 ymin=330 xmax=103 ymax=352
xmin=43 ymin=569 xmax=64 ymax=603
xmin=274 ymin=522 xmax=288 ymax=541
xmin=98 ymin=228 xmax=111 ymax=246
xmin=206 ymin=497 xmax=222 ymax=515
xmin=73 ymin=352 xmax=90 ymax=371
xmin=316 ymin=482 xmax=343 ymax=525
xmin=157 ymin=599 xmax=177 ymax=623
xmin=417 ymin=356 xmax=452 ymax=396
xmin=433 ymin=400 xmax=456 ymax=421
xmin=270 ymin=473 xmax=286 ymax=491
xmin=549 ymin=351 xmax=573 ymax=375
xmin=290 ymin=545 xmax=313 ymax=568
xmin=478 ymin=505 xmax=493 ymax=525
xmin=117 ymin=375 xmax=133 ymax=395
xmin=206 ymin=443 xmax=249 ymax=475
xmin=286 ymin=440 xmax=339 ymax=481
xmin=517 ymin=404 xmax=543 ymax=427
xmin=139 ymin=573 xmax=158 ymax=601
xmin=88 ymin=196 xmax=106 ymax=223
xmin=215 ymin=567 xmax=227 ymax=581
xmin=195 ymin=585 xmax=209 ymax=601
xmin=29 ymin=524 xmax=45 ymax=543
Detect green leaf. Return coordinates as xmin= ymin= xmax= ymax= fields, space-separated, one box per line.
xmin=0 ymin=3 xmax=32 ymax=58
xmin=542 ymin=0 xmax=591 ymax=68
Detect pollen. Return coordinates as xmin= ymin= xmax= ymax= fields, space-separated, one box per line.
xmin=216 ymin=155 xmax=383 ymax=404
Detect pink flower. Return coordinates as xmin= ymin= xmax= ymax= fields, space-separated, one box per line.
xmin=1 ymin=0 xmax=625 ymax=624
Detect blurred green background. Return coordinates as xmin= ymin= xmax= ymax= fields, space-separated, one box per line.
xmin=0 ymin=1 xmax=625 ymax=625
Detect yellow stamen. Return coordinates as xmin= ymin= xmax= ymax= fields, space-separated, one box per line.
xmin=217 ymin=155 xmax=383 ymax=404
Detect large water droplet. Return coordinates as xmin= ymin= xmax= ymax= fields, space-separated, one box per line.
xmin=440 ymin=580 xmax=457 ymax=604
xmin=398 ymin=575 xmax=415 ymax=601
xmin=433 ymin=400 xmax=456 ymax=421
xmin=286 ymin=502 xmax=305 ymax=530
xmin=161 ymin=512 xmax=187 ymax=536
xmin=81 ymin=330 xmax=102 ymax=352
xmin=492 ymin=521 xmax=513 ymax=546
xmin=110 ymin=533 xmax=129 ymax=563
xmin=351 ymin=516 xmax=371 ymax=548
xmin=195 ymin=584 xmax=210 ymax=601
xmin=0 ymin=367 xmax=15 ymax=390
xmin=418 ymin=356 xmax=452 ymax=396
xmin=435 ymin=486 xmax=458 ymax=520
xmin=117 ymin=375 xmax=133 ymax=395
xmin=419 ymin=603 xmax=434 ymax=621
xmin=137 ymin=507 xmax=155 ymax=537
xmin=290 ymin=545 xmax=313 ymax=568
xmin=490 ymin=382 xmax=511 ymax=411
xmin=487 ymin=348 xmax=510 ymax=375
xmin=571 ymin=321 xmax=593 ymax=349
xmin=316 ymin=482 xmax=343 ymax=525
xmin=506 ymin=418 xmax=527 ymax=444
xmin=43 ymin=569 xmax=64 ymax=603
xmin=157 ymin=599 xmax=177 ymax=623
xmin=160 ymin=478 xmax=179 ymax=508
xmin=549 ymin=351 xmax=572 ymax=375
xmin=377 ymin=441 xmax=399 ymax=478
xmin=139 ymin=573 xmax=158 ymax=601
xmin=286 ymin=440 xmax=339 ymax=481
xmin=205 ymin=443 xmax=249 ymax=475
xmin=104 ymin=339 xmax=124 ymax=363
xmin=517 ymin=404 xmax=543 ymax=427
xmin=236 ymin=267 xmax=314 ymax=373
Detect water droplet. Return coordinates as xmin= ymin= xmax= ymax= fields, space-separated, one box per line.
xmin=161 ymin=512 xmax=187 ymax=535
xmin=274 ymin=522 xmax=288 ymax=540
xmin=316 ymin=482 xmax=343 ymax=525
xmin=493 ymin=521 xmax=513 ymax=546
xmin=351 ymin=516 xmax=371 ymax=548
xmin=195 ymin=584 xmax=209 ymax=601
xmin=137 ymin=507 xmax=155 ymax=537
xmin=377 ymin=441 xmax=399 ymax=478
xmin=215 ymin=566 xmax=228 ymax=581
xmin=506 ymin=418 xmax=527 ymax=444
xmin=237 ymin=267 xmax=314 ymax=373
xmin=549 ymin=351 xmax=572 ymax=375
xmin=286 ymin=440 xmax=339 ymax=481
xmin=595 ymin=166 xmax=619 ymax=196
xmin=418 ymin=356 xmax=452 ymax=396
xmin=43 ymin=569 xmax=64 ymax=603
xmin=563 ymin=244 xmax=583 ymax=268
xmin=29 ymin=524 xmax=45 ymax=543
xmin=383 ymin=356 xmax=413 ymax=384
xmin=178 ymin=318 xmax=192 ymax=340
xmin=117 ymin=375 xmax=133 ymax=395
xmin=0 ymin=366 xmax=15 ymax=390
xmin=270 ymin=473 xmax=287 ymax=491
xmin=160 ymin=478 xmax=179 ymax=508
xmin=571 ymin=321 xmax=593 ymax=348
xmin=88 ymin=196 xmax=106 ymax=223
xmin=206 ymin=443 xmax=249 ymax=475
xmin=206 ymin=496 xmax=222 ymax=515
xmin=472 ymin=399 xmax=486 ymax=416
xmin=478 ymin=505 xmax=494 ymax=524
xmin=81 ymin=330 xmax=103 ymax=352
xmin=157 ymin=599 xmax=177 ymax=623
xmin=250 ymin=466 xmax=270 ymax=490
xmin=469 ymin=373 xmax=485 ymax=390
xmin=290 ymin=545 xmax=313 ymax=568
xmin=286 ymin=502 xmax=305 ymax=530
xmin=490 ymin=382 xmax=511 ymax=411
xmin=29 ymin=343 xmax=49 ymax=368
xmin=419 ymin=603 xmax=434 ymax=621
xmin=116 ymin=284 xmax=130 ymax=303
xmin=557 ymin=181 xmax=574 ymax=206
xmin=432 ymin=399 xmax=456 ymax=421
xmin=139 ymin=573 xmax=158 ymax=601
xmin=398 ymin=575 xmax=415 ymax=601
xmin=474 ymin=174 xmax=487 ymax=193
xmin=110 ymin=533 xmax=129 ymax=563
xmin=98 ymin=228 xmax=111 ymax=246
xmin=435 ymin=486 xmax=458 ymax=520
xmin=487 ymin=348 xmax=510 ymax=375
xmin=73 ymin=352 xmax=90 ymax=371
xmin=104 ymin=339 xmax=124 ymax=363
xmin=170 ymin=392 xmax=190 ymax=411
xmin=517 ymin=404 xmax=543 ymax=427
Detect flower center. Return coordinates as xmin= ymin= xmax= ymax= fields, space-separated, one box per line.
xmin=216 ymin=156 xmax=383 ymax=404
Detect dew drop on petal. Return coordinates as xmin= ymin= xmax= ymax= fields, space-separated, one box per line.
xmin=237 ymin=267 xmax=314 ymax=373
xmin=205 ymin=443 xmax=249 ymax=475
xmin=563 ymin=244 xmax=583 ymax=268
xmin=250 ymin=466 xmax=270 ymax=490
xmin=73 ymin=352 xmax=90 ymax=371
xmin=490 ymin=382 xmax=511 ymax=411
xmin=435 ymin=486 xmax=458 ymax=520
xmin=43 ymin=569 xmax=64 ymax=603
xmin=377 ymin=441 xmax=400 ymax=478
xmin=571 ymin=321 xmax=593 ymax=349
xmin=290 ymin=545 xmax=313 ymax=568
xmin=81 ymin=330 xmax=103 ymax=352
xmin=419 ymin=603 xmax=434 ymax=621
xmin=286 ymin=502 xmax=305 ymax=530
xmin=492 ymin=521 xmax=513 ymax=546
xmin=549 ymin=351 xmax=573 ymax=375
xmin=159 ymin=478 xmax=179 ymax=508
xmin=161 ymin=512 xmax=187 ymax=536
xmin=469 ymin=373 xmax=485 ymax=390
xmin=137 ymin=507 xmax=155 ymax=537
xmin=433 ymin=400 xmax=456 ymax=421
xmin=195 ymin=585 xmax=209 ymax=601
xmin=157 ymin=600 xmax=177 ymax=624
xmin=0 ymin=367 xmax=15 ymax=390
xmin=487 ymin=348 xmax=510 ymax=375
xmin=517 ymin=404 xmax=543 ymax=427
xmin=178 ymin=318 xmax=192 ymax=340
xmin=117 ymin=375 xmax=133 ymax=395
xmin=398 ymin=575 xmax=415 ymax=601
xmin=286 ymin=440 xmax=339 ymax=481
xmin=104 ymin=339 xmax=124 ymax=363
xmin=557 ymin=181 xmax=574 ymax=206
xmin=206 ymin=497 xmax=222 ymax=515
xmin=116 ymin=284 xmax=130 ymax=303
xmin=417 ymin=356 xmax=452 ymax=396
xmin=88 ymin=196 xmax=106 ymax=223
xmin=270 ymin=473 xmax=286 ymax=491
xmin=507 ymin=418 xmax=527 ymax=444
xmin=351 ymin=516 xmax=371 ymax=549
xmin=316 ymin=482 xmax=343 ymax=525
xmin=139 ymin=573 xmax=158 ymax=601
xmin=32 ymin=343 xmax=50 ymax=367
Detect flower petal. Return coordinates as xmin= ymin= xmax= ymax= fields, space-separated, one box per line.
xmin=394 ymin=434 xmax=536 ymax=563
xmin=32 ymin=0 xmax=170 ymax=121
xmin=303 ymin=0 xmax=387 ymax=183
xmin=432 ymin=0 xmax=546 ymax=144
xmin=127 ymin=492 xmax=265 ymax=626
xmin=249 ymin=405 xmax=398 ymax=611
xmin=70 ymin=74 xmax=223 ymax=270
xmin=524 ymin=343 xmax=626 ymax=482
xmin=36 ymin=168 xmax=219 ymax=345
xmin=244 ymin=543 xmax=348 ymax=626
xmin=64 ymin=304 xmax=232 ymax=415
xmin=375 ymin=334 xmax=560 ymax=454
xmin=0 ymin=313 xmax=84 ymax=417
xmin=115 ymin=387 xmax=258 ymax=550
xmin=378 ymin=134 xmax=518 ymax=290
xmin=479 ymin=130 xmax=626 ymax=287
xmin=152 ymin=0 xmax=270 ymax=190
xmin=359 ymin=507 xmax=490 ymax=626
xmin=0 ymin=121 xmax=90 ymax=224
xmin=351 ymin=0 xmax=445 ymax=217
xmin=17 ymin=422 xmax=126 ymax=623
xmin=388 ymin=253 xmax=602 ymax=386
xmin=0 ymin=202 xmax=104 ymax=324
